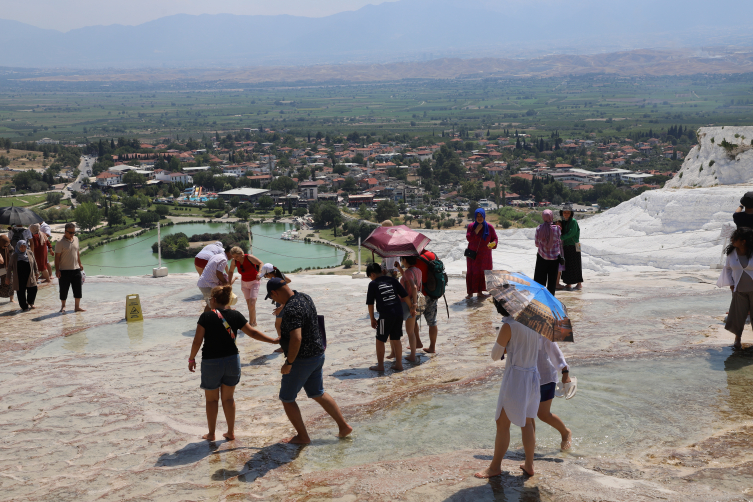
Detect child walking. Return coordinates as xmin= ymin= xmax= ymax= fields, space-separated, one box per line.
xmin=476 ymin=298 xmax=541 ymax=478
xmin=366 ymin=262 xmax=414 ymax=372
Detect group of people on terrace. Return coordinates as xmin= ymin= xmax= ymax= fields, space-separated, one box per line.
xmin=0 ymin=221 xmax=85 ymax=313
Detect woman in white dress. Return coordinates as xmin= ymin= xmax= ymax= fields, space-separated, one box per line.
xmin=475 ymin=298 xmax=541 ymax=479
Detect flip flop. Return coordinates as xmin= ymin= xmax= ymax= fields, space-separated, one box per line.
xmin=555 ymin=377 xmax=578 ymax=399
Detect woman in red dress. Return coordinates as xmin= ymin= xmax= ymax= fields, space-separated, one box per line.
xmin=29 ymin=224 xmax=51 ymax=284
xmin=466 ymin=208 xmax=498 ymax=298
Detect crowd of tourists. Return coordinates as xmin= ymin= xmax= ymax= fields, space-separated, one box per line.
xmin=0 ymin=221 xmax=85 ymax=313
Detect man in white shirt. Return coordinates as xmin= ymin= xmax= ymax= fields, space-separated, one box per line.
xmin=197 ymin=251 xmax=231 ymax=312
xmin=194 ymin=241 xmax=226 ymax=276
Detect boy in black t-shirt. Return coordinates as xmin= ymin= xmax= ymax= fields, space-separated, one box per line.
xmin=366 ymin=262 xmax=414 ymax=371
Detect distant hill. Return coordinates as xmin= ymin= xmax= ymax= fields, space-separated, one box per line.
xmin=2 ymin=0 xmax=753 ymax=68
xmin=18 ymin=49 xmax=753 ymax=84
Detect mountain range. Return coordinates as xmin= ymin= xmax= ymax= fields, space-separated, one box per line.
xmin=2 ymin=0 xmax=753 ymax=68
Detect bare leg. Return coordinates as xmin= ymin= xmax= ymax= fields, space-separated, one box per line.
xmin=74 ymin=297 xmax=85 ymax=312
xmin=475 ymin=409 xmax=511 ymax=478
xmin=405 ymin=316 xmax=417 ymax=362
xmin=220 ymin=384 xmax=236 ymax=440
xmin=390 ymin=339 xmax=403 ymax=370
xmin=203 ymin=388 xmax=220 ymax=440
xmin=519 ymin=417 xmax=536 ymax=475
xmin=312 ymin=392 xmax=353 ymax=438
xmin=273 ymin=317 xmax=284 ymax=353
xmin=246 ymin=298 xmax=257 ymax=326
xmin=414 ymin=321 xmax=423 ymax=348
xmin=537 ymin=399 xmax=571 ymax=450
xmin=59 ymin=300 xmax=66 ymax=313
xmin=424 ymin=325 xmax=438 ymax=353
xmin=282 ymin=401 xmax=311 ymax=444
xmin=370 ymin=339 xmax=386 ymax=371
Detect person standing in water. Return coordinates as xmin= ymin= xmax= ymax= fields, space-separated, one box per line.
xmin=559 ymin=205 xmax=583 ymax=291
xmin=534 ymin=210 xmax=563 ymax=296
xmin=55 ymin=223 xmax=85 ymax=313
xmin=228 ymin=247 xmax=263 ymax=326
xmin=366 ymin=262 xmax=413 ymax=372
xmin=8 ymin=240 xmax=38 ymax=312
xmin=718 ymin=227 xmax=753 ymax=350
xmin=188 ymin=284 xmax=280 ymax=441
xmin=536 ymin=337 xmax=573 ymax=451
xmin=465 ymin=208 xmax=498 ymax=299
xmin=475 ymin=298 xmax=540 ymax=479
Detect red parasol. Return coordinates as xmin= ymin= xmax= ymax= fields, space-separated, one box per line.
xmin=362 ymin=225 xmax=431 ymax=257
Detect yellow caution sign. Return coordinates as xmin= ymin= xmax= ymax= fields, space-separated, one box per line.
xmin=126 ymin=294 xmax=144 ymax=322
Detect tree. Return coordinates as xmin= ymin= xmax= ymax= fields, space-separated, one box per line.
xmin=257 ymin=195 xmax=274 ymax=211
xmin=375 ymin=199 xmax=399 ymax=223
xmin=121 ymin=196 xmax=142 ymax=216
xmin=46 ymin=192 xmax=62 ymax=205
xmin=269 ymin=176 xmax=297 ymax=193
xmin=467 ymin=200 xmax=479 ymax=220
xmin=333 ymin=164 xmax=349 ymax=175
xmin=154 ymin=205 xmax=170 ymax=217
xmin=273 ymin=206 xmax=283 ymax=217
xmin=122 ymin=171 xmax=146 ymax=185
xmin=229 ymin=196 xmax=241 ymax=208
xmin=139 ymin=211 xmax=160 ymax=226
xmin=341 ymin=176 xmax=358 ymax=193
xmin=293 ymin=207 xmax=307 ymax=217
xmin=0 ymin=156 xmax=9 ymax=168
xmin=235 ymin=208 xmax=249 ymax=220
xmin=107 ymin=204 xmax=125 ymax=226
xmin=73 ymin=202 xmax=102 ymax=232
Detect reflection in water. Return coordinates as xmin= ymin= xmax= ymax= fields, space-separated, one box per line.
xmin=445 ymin=477 xmax=542 ymax=502
xmin=724 ymin=347 xmax=753 ymax=419
xmin=127 ymin=321 xmax=144 ymax=347
xmin=298 ymin=351 xmax=743 ymax=473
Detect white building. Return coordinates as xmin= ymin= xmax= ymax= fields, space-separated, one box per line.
xmin=95 ymin=172 xmax=122 ymax=186
xmin=36 ymin=138 xmax=59 ymax=145
xmin=156 ymin=172 xmax=193 ymax=184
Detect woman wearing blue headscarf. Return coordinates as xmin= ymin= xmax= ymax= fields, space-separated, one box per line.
xmin=466 ymin=207 xmax=498 ymax=298
xmin=8 ymin=239 xmax=38 ymax=312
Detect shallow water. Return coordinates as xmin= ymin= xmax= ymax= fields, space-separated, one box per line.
xmin=80 ymin=222 xmax=344 ymax=276
xmin=296 ymin=349 xmax=753 ymax=472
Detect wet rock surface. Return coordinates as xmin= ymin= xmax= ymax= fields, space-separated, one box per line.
xmin=0 ymin=270 xmax=750 ymax=500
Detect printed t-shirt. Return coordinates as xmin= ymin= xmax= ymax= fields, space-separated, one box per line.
xmin=197 ymin=308 xmax=247 ymax=359
xmin=279 ymin=291 xmax=325 ymax=358
xmin=733 ymin=211 xmax=753 ymax=229
xmin=236 ymin=255 xmax=260 ymax=282
xmin=196 ymin=242 xmax=225 ymax=261
xmin=55 ymin=236 xmax=80 ymax=270
xmin=197 ymin=253 xmax=228 ymax=288
xmin=415 ymin=250 xmax=436 ymax=295
xmin=367 ymin=275 xmax=408 ymax=319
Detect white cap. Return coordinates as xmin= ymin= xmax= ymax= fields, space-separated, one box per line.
xmin=260 ymin=263 xmax=274 ymax=276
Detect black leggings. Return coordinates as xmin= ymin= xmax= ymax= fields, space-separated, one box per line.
xmin=59 ymin=269 xmax=82 ymax=301
xmin=16 ymin=261 xmax=37 ymax=310
xmin=534 ymin=254 xmax=559 ymax=296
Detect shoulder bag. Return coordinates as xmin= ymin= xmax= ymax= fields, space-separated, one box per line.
xmin=464 ymin=239 xmax=482 ymax=260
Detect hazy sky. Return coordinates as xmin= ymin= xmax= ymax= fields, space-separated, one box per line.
xmin=3 ymin=0 xmax=395 ymax=31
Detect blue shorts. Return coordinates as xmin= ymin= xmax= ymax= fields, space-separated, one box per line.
xmin=402 ymin=301 xmax=414 ymax=321
xmin=279 ymin=353 xmax=325 ymax=403
xmin=540 ymin=382 xmax=556 ymax=402
xmin=200 ymin=354 xmax=241 ymax=390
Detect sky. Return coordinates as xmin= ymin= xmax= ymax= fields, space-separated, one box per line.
xmin=2 ymin=0 xmax=395 ymax=31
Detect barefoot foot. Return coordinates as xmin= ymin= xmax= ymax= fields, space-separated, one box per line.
xmin=274 ymin=347 xmax=284 ymax=353
xmin=369 ymin=365 xmax=385 ymax=372
xmin=474 ymin=467 xmax=503 ymax=479
xmin=391 ymin=363 xmax=404 ymax=371
xmin=202 ymin=433 xmax=216 ymax=441
xmin=423 ymin=347 xmax=436 ymax=353
xmin=520 ymin=464 xmax=534 ymax=476
xmin=74 ymin=308 xmax=86 ymax=312
xmin=223 ymin=432 xmax=235 ymax=440
xmin=283 ymin=435 xmax=311 ymax=445
xmin=405 ymin=355 xmax=417 ymax=363
xmin=385 ymin=353 xmax=396 ymax=360
xmin=338 ymin=424 xmax=354 ymax=438
xmin=561 ymin=429 xmax=572 ymax=451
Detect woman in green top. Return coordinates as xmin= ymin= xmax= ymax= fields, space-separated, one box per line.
xmin=560 ymin=206 xmax=583 ymax=290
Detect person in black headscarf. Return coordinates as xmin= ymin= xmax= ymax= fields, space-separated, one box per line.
xmin=733 ymin=191 xmax=753 ymax=229
xmin=559 ymin=205 xmax=583 ymax=291
xmin=8 ymin=239 xmax=38 ymax=312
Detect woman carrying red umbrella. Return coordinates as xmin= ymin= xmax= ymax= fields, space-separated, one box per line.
xmin=466 ymin=208 xmax=498 ymax=298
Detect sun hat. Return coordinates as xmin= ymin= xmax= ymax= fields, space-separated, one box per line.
xmin=264 ymin=277 xmax=286 ymax=300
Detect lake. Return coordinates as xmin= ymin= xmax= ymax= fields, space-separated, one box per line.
xmin=80 ymin=221 xmax=345 ymax=276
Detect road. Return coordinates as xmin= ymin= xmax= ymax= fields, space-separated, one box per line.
xmin=63 ymin=155 xmax=93 ymax=208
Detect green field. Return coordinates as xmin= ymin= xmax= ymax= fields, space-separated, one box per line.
xmin=0 ymin=193 xmax=48 ymax=207
xmin=1 ymin=74 xmax=752 ymax=144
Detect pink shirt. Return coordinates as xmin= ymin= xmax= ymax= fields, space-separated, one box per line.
xmin=401 ymin=266 xmax=422 ymax=297
xmin=535 ymin=224 xmax=563 ymax=261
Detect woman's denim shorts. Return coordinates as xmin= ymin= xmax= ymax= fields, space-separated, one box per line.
xmin=200 ymin=354 xmax=241 ymax=390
